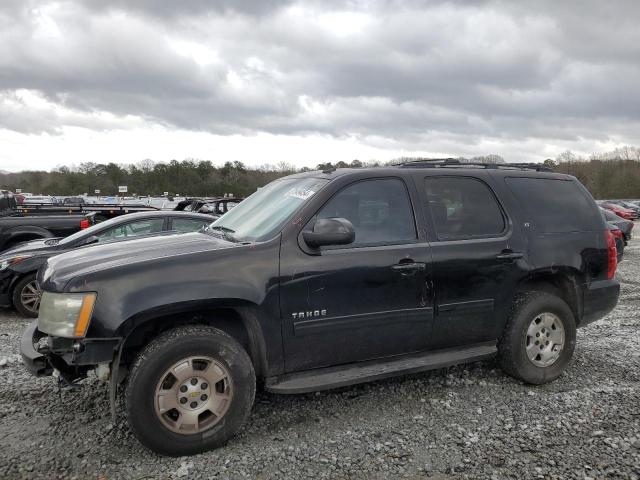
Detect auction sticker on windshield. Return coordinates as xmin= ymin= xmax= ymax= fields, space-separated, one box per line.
xmin=285 ymin=187 xmax=317 ymax=200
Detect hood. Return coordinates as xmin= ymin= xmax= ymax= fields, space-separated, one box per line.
xmin=40 ymin=232 xmax=236 ymax=290
xmin=0 ymin=238 xmax=61 ymax=257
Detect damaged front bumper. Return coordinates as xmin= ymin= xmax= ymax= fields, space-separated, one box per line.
xmin=20 ymin=320 xmax=121 ymax=382
xmin=20 ymin=320 xmax=52 ymax=376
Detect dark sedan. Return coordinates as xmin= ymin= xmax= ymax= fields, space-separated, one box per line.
xmin=0 ymin=211 xmax=213 ymax=317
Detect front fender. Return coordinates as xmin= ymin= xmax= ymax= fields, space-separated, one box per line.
xmin=62 ymin=239 xmax=281 ymax=338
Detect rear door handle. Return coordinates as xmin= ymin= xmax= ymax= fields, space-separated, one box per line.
xmin=391 ymin=262 xmax=427 ymax=275
xmin=496 ymin=251 xmax=524 ymax=260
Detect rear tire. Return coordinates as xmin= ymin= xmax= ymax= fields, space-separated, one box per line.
xmin=498 ymin=290 xmax=576 ymax=384
xmin=125 ymin=325 xmax=255 ymax=456
xmin=12 ymin=273 xmax=41 ymax=318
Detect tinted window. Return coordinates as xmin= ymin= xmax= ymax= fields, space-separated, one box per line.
xmin=171 ymin=218 xmax=209 ymax=233
xmin=425 ymin=177 xmax=505 ymax=240
xmin=316 ymin=178 xmax=416 ymax=246
xmin=505 ymin=177 xmax=601 ymax=233
xmin=95 ymin=218 xmax=164 ymax=242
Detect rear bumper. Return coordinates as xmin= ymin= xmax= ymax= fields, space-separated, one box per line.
xmin=20 ymin=320 xmax=52 ymax=376
xmin=580 ymin=279 xmax=620 ymax=327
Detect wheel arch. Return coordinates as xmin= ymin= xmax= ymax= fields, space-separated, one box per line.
xmin=118 ymin=301 xmax=269 ymax=380
xmin=7 ymin=226 xmax=53 ymax=243
xmin=515 ymin=269 xmax=583 ymax=324
xmin=9 ymin=269 xmax=37 ymax=297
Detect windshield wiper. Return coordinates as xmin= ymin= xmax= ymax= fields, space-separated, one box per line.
xmin=209 ymin=226 xmax=235 ymax=233
xmin=206 ymin=225 xmax=237 ymax=242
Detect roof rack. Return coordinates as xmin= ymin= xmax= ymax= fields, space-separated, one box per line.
xmin=399 ymin=158 xmax=552 ymax=172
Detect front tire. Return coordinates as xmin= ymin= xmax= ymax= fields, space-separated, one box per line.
xmin=125 ymin=325 xmax=256 ymax=456
xmin=12 ymin=273 xmax=41 ymax=318
xmin=498 ymin=290 xmax=576 ymax=384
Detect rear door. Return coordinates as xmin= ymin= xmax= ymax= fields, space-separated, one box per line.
xmin=279 ymin=176 xmax=434 ymax=372
xmin=417 ymin=173 xmax=528 ymax=349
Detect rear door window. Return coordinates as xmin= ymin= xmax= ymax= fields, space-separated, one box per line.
xmin=95 ymin=218 xmax=165 ymax=242
xmin=171 ymin=218 xmax=210 ymax=233
xmin=505 ymin=177 xmax=601 ymax=233
xmin=424 ymin=176 xmax=506 ymax=240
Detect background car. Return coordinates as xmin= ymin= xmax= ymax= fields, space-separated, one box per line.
xmin=174 ymin=197 xmax=244 ymax=219
xmin=600 ymin=207 xmax=633 ymax=244
xmin=22 ymin=195 xmax=59 ymax=205
xmin=0 ymin=211 xmax=213 ymax=317
xmin=604 ymin=199 xmax=640 ymax=216
xmin=606 ymin=223 xmax=625 ymax=262
xmin=62 ymin=196 xmax=86 ymax=205
xmin=598 ymin=201 xmax=638 ymax=220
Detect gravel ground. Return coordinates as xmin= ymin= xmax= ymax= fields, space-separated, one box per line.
xmin=0 ymin=243 xmax=639 ymax=480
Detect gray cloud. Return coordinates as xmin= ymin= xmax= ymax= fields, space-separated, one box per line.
xmin=0 ymin=0 xmax=639 ymax=156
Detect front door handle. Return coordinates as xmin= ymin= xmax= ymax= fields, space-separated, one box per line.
xmin=391 ymin=262 xmax=427 ymax=276
xmin=496 ymin=251 xmax=524 ymax=261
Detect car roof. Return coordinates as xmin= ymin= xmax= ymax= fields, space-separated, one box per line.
xmin=107 ymin=211 xmax=214 ymax=221
xmin=284 ymin=165 xmax=573 ymax=181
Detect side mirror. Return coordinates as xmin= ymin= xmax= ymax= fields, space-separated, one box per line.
xmin=303 ymin=218 xmax=355 ymax=248
xmin=83 ymin=235 xmax=99 ymax=246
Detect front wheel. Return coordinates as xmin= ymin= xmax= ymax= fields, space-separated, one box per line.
xmin=125 ymin=325 xmax=256 ymax=456
xmin=12 ymin=273 xmax=41 ymax=318
xmin=498 ymin=290 xmax=576 ymax=384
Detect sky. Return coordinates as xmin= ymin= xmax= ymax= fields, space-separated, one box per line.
xmin=1 ymin=0 xmax=639 ymax=172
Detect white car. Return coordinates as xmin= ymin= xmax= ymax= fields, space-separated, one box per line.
xmin=22 ymin=195 xmax=58 ymax=204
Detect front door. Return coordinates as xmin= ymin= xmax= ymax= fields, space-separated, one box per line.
xmin=279 ymin=177 xmax=434 ymax=372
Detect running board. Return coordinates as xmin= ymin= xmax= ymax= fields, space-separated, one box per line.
xmin=266 ymin=342 xmax=497 ymax=394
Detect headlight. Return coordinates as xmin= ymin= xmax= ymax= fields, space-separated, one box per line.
xmin=38 ymin=292 xmax=97 ymax=338
xmin=0 ymin=255 xmax=32 ymax=271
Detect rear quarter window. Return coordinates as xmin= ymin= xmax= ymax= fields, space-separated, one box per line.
xmin=505 ymin=177 xmax=602 ymax=233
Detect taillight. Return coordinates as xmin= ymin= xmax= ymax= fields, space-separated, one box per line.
xmin=605 ymin=230 xmax=617 ymax=279
xmin=79 ymin=218 xmax=90 ymax=229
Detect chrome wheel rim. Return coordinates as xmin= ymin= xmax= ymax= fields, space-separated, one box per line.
xmin=154 ymin=356 xmax=233 ymax=435
xmin=20 ymin=280 xmax=42 ymax=314
xmin=525 ymin=312 xmax=565 ymax=367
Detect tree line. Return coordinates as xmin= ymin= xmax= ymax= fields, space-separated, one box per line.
xmin=550 ymin=146 xmax=640 ymax=199
xmin=1 ymin=147 xmax=639 ymax=199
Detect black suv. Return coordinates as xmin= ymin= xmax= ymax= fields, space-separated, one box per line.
xmin=21 ymin=161 xmax=620 ymax=456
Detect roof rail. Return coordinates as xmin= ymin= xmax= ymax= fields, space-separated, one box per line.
xmin=399 ymin=158 xmax=552 ymax=172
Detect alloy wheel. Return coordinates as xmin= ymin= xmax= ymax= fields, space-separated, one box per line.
xmin=20 ymin=280 xmax=42 ymax=314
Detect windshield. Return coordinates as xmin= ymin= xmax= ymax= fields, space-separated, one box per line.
xmin=208 ymin=177 xmax=328 ymax=242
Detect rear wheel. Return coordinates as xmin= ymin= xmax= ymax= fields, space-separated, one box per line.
xmin=498 ymin=290 xmax=576 ymax=384
xmin=12 ymin=273 xmax=41 ymax=318
xmin=125 ymin=325 xmax=255 ymax=456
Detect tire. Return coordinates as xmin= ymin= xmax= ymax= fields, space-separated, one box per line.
xmin=498 ymin=290 xmax=576 ymax=385
xmin=12 ymin=273 xmax=41 ymax=318
xmin=125 ymin=325 xmax=256 ymax=456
